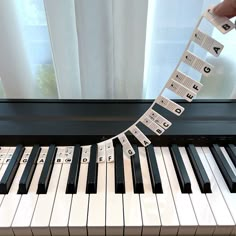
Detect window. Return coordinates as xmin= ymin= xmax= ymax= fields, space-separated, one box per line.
xmin=0 ymin=0 xmax=235 ymax=99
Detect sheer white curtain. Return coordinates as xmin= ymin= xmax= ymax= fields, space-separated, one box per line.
xmin=0 ymin=0 xmax=148 ymax=99
xmin=44 ymin=0 xmax=148 ymax=99
xmin=0 ymin=1 xmax=34 ymax=98
xmin=1 ymin=0 xmax=235 ymax=99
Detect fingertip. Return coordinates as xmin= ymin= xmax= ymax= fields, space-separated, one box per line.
xmin=213 ymin=4 xmax=225 ymax=16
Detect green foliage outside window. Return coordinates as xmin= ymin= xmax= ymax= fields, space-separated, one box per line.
xmin=36 ymin=64 xmax=58 ymax=98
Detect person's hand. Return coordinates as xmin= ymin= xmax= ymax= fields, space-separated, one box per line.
xmin=213 ymin=0 xmax=236 ymax=18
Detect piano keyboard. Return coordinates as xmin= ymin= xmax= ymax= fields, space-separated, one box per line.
xmin=0 ymin=144 xmax=235 ymax=236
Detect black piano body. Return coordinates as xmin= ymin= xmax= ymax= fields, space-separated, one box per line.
xmin=0 ymin=99 xmax=235 ymax=146
xmin=0 ymin=99 xmax=235 ymax=236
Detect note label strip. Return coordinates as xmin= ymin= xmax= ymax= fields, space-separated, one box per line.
xmin=91 ymin=7 xmax=235 ymax=156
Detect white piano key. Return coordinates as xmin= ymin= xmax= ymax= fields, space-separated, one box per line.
xmin=154 ymin=147 xmax=179 ymax=236
xmin=203 ymin=147 xmax=236 ymax=233
xmin=166 ymin=79 xmax=196 ymax=102
xmin=147 ymin=110 xmax=172 ymax=130
xmin=161 ymin=147 xmax=197 ymax=236
xmin=138 ymin=147 xmax=161 ymax=235
xmin=118 ymin=133 xmax=135 ymax=156
xmin=106 ymin=144 xmax=123 ymax=236
xmin=0 ymin=147 xmax=31 ymax=236
xmin=0 ymin=147 xmax=10 ymax=165
xmin=192 ymin=29 xmax=224 ymax=57
xmin=182 ymin=50 xmax=214 ymax=76
xmin=197 ymin=147 xmax=235 ymax=235
xmin=12 ymin=147 xmax=48 ymax=236
xmin=31 ymin=147 xmax=64 ymax=236
xmin=87 ymin=143 xmax=106 ymax=236
xmin=172 ymin=70 xmax=203 ymax=93
xmin=140 ymin=116 xmax=165 ymax=136
xmin=220 ymin=147 xmax=236 ymax=175
xmin=179 ymin=147 xmax=216 ymax=235
xmin=81 ymin=145 xmax=91 ymax=163
xmin=204 ymin=8 xmax=235 ymax=34
xmin=50 ymin=147 xmax=74 ymax=236
xmin=105 ymin=140 xmax=115 ymax=163
xmin=69 ymin=146 xmax=90 ymax=236
xmin=155 ymin=95 xmax=185 ymax=116
xmin=123 ymin=152 xmax=142 ymax=235
xmin=129 ymin=125 xmax=151 ymax=147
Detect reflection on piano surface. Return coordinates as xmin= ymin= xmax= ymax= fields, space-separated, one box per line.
xmin=0 ymin=99 xmax=235 ymax=236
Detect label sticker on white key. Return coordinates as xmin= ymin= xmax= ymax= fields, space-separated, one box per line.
xmin=54 ymin=147 xmax=66 ymax=163
xmin=37 ymin=158 xmax=46 ymax=164
xmin=20 ymin=147 xmax=32 ymax=163
xmin=81 ymin=145 xmax=91 ymax=163
xmin=65 ymin=146 xmax=74 ymax=155
xmin=204 ymin=8 xmax=235 ymax=34
xmin=64 ymin=147 xmax=73 ymax=163
xmin=0 ymin=147 xmax=10 ymax=154
xmin=37 ymin=147 xmax=48 ymax=164
xmin=129 ymin=125 xmax=151 ymax=146
xmin=193 ymin=29 xmax=224 ymax=56
xmin=140 ymin=116 xmax=165 ymax=136
xmin=147 ymin=109 xmax=172 ymax=129
xmin=55 ymin=150 xmax=65 ymax=164
xmin=64 ymin=156 xmax=72 ymax=164
xmin=182 ymin=50 xmax=214 ymax=76
xmin=105 ymin=140 xmax=114 ymax=162
xmin=105 ymin=140 xmax=113 ymax=150
xmin=118 ymin=133 xmax=135 ymax=157
xmin=155 ymin=95 xmax=185 ymax=116
xmin=4 ymin=149 xmax=14 ymax=163
xmin=97 ymin=143 xmax=106 ymax=163
xmin=172 ymin=70 xmax=203 ymax=93
xmin=0 ymin=147 xmax=9 ymax=164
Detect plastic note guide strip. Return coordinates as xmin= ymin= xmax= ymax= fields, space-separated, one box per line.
xmin=129 ymin=125 xmax=151 ymax=146
xmin=204 ymin=8 xmax=235 ymax=34
xmin=155 ymin=96 xmax=185 ymax=116
xmin=181 ymin=51 xmax=214 ymax=76
xmin=192 ymin=29 xmax=224 ymax=57
xmin=146 ymin=109 xmax=172 ymax=130
xmin=118 ymin=133 xmax=135 ymax=157
xmin=171 ymin=70 xmax=203 ymax=93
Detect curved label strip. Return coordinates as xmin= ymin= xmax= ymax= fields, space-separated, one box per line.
xmin=103 ymin=7 xmax=235 ymax=156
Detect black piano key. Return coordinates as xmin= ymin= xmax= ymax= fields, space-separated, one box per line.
xmin=66 ymin=145 xmax=82 ymax=194
xmin=115 ymin=144 xmax=125 ymax=193
xmin=86 ymin=144 xmax=98 ymax=194
xmin=186 ymin=144 xmax=211 ymax=193
xmin=225 ymin=144 xmax=236 ymax=168
xmin=145 ymin=145 xmax=163 ymax=193
xmin=210 ymin=144 xmax=236 ymax=193
xmin=37 ymin=145 xmax=57 ymax=194
xmin=0 ymin=145 xmax=24 ymax=194
xmin=131 ymin=145 xmax=144 ymax=193
xmin=18 ymin=145 xmax=41 ymax=194
xmin=169 ymin=144 xmax=192 ymax=193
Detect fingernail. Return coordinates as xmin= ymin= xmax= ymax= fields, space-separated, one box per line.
xmin=213 ymin=5 xmax=220 ymax=14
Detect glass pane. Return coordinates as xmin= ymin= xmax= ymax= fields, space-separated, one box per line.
xmin=144 ymin=0 xmax=236 ymax=99
xmin=14 ymin=0 xmax=57 ymax=98
xmin=197 ymin=21 xmax=236 ymax=98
